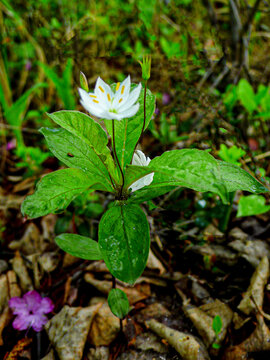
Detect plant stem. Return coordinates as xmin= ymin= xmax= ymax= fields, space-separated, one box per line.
xmin=133 ymin=81 xmax=147 ymax=161
xmin=37 ymin=331 xmax=41 ymax=360
xmin=120 ymin=318 xmax=123 ymax=333
xmin=219 ymin=191 xmax=235 ymax=233
xmin=112 ymin=119 xmax=125 ymax=196
xmin=112 ymin=275 xmax=116 ymax=289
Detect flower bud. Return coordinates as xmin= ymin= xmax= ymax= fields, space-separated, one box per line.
xmin=138 ymin=55 xmax=151 ymax=81
xmin=80 ymin=71 xmax=89 ymax=92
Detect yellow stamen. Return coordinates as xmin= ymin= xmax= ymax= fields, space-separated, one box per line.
xmin=90 ymin=95 xmax=97 ymax=98
xmin=93 ymin=99 xmax=99 ymax=103
xmin=99 ymin=86 xmax=104 ymax=93
xmin=119 ymin=98 xmax=123 ymax=103
xmin=121 ymin=86 xmax=125 ymax=94
xmin=107 ymin=93 xmax=111 ymax=102
xmin=116 ymin=82 xmax=120 ymax=91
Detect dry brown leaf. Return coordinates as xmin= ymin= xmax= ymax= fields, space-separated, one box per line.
xmin=203 ymin=224 xmax=224 ymax=243
xmin=38 ymin=252 xmax=60 ymax=272
xmin=0 ymin=306 xmax=11 ymax=346
xmin=0 ymin=260 xmax=8 ymax=274
xmin=223 ymin=315 xmax=270 ymax=360
xmin=0 ymin=274 xmax=8 ymax=314
xmin=9 ymin=223 xmax=41 ymax=255
xmin=41 ymin=349 xmax=55 ymax=360
xmin=89 ymin=302 xmax=120 ymax=346
xmin=184 ymin=305 xmax=216 ymax=348
xmin=87 ymin=346 xmax=109 ymax=360
xmin=238 ymin=256 xmax=269 ymax=315
xmin=84 ymin=273 xmax=112 ymax=294
xmin=136 ymin=302 xmax=171 ymax=324
xmin=146 ymin=249 xmax=166 ymax=274
xmin=0 ymin=270 xmax=21 ymax=315
xmin=228 ymin=239 xmax=270 ymax=268
xmin=11 ymin=251 xmax=33 ymax=292
xmin=41 ymin=214 xmax=57 ymax=242
xmin=183 ymin=299 xmax=233 ymax=352
xmin=7 ymin=270 xmax=21 ymax=297
xmin=45 ymin=304 xmax=100 ymax=360
xmin=3 ymin=336 xmax=32 ymax=358
xmin=146 ymin=319 xmax=210 ymax=360
xmin=62 ymin=253 xmax=81 ymax=268
xmin=85 ymin=261 xmax=109 ymax=273
xmin=84 ymin=273 xmax=150 ymax=304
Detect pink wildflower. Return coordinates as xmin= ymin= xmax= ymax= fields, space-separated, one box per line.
xmin=9 ymin=290 xmax=54 ymax=332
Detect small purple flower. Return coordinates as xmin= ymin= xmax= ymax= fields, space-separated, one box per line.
xmin=6 ymin=139 xmax=16 ymax=151
xmin=25 ymin=60 xmax=32 ymax=71
xmin=9 ymin=290 xmax=54 ymax=332
xmin=154 ymin=107 xmax=160 ymax=115
xmin=162 ymin=93 xmax=171 ymax=105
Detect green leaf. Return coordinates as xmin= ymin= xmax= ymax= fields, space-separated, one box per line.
xmin=128 ymin=185 xmax=177 ymax=204
xmin=40 ymin=127 xmax=114 ymax=192
xmin=3 ymin=83 xmax=47 ymax=144
xmin=104 ymin=84 xmax=155 ymax=169
xmin=124 ymin=164 xmax=154 ymax=190
xmin=39 ymin=60 xmax=75 ymax=109
xmin=22 ymin=168 xmax=93 ymax=219
xmin=147 ymin=149 xmax=267 ymax=204
xmin=212 ymin=315 xmax=223 ymax=335
xmin=108 ymin=289 xmax=130 ymax=319
xmin=98 ymin=203 xmax=150 ymax=284
xmin=237 ymin=79 xmax=257 ymax=114
xmin=55 ymin=233 xmax=103 ymax=260
xmin=47 ymin=110 xmax=117 ymax=179
xmin=218 ymin=144 xmax=246 ymax=166
xmin=237 ymin=195 xmax=270 ymax=217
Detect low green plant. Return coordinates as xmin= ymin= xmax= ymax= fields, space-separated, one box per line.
xmin=15 ymin=144 xmax=50 ymax=177
xmin=218 ymin=144 xmax=246 ymax=167
xmin=149 ymin=113 xmax=185 ymax=145
xmin=39 ymin=59 xmax=76 ymax=110
xmin=223 ymin=79 xmax=270 ymax=120
xmin=21 ymin=68 xmax=267 ymax=318
xmin=237 ymin=194 xmax=270 ymax=217
xmin=212 ymin=315 xmax=222 ymax=349
xmin=0 ymin=82 xmax=46 ymax=144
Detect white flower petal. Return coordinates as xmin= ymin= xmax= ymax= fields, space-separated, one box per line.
xmin=118 ymin=83 xmax=142 ymax=112
xmin=129 ymin=173 xmax=154 ymax=192
xmin=129 ymin=150 xmax=154 ymax=192
xmin=112 ymin=75 xmax=131 ymax=109
xmin=107 ymin=112 xmax=125 ymax=121
xmin=78 ymin=88 xmax=105 ymax=117
xmin=94 ymin=77 xmax=112 ymax=110
xmin=119 ymin=103 xmax=139 ymax=119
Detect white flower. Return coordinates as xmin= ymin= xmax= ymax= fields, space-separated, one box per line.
xmin=129 ymin=150 xmax=154 ymax=192
xmin=78 ymin=75 xmax=142 ymax=121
